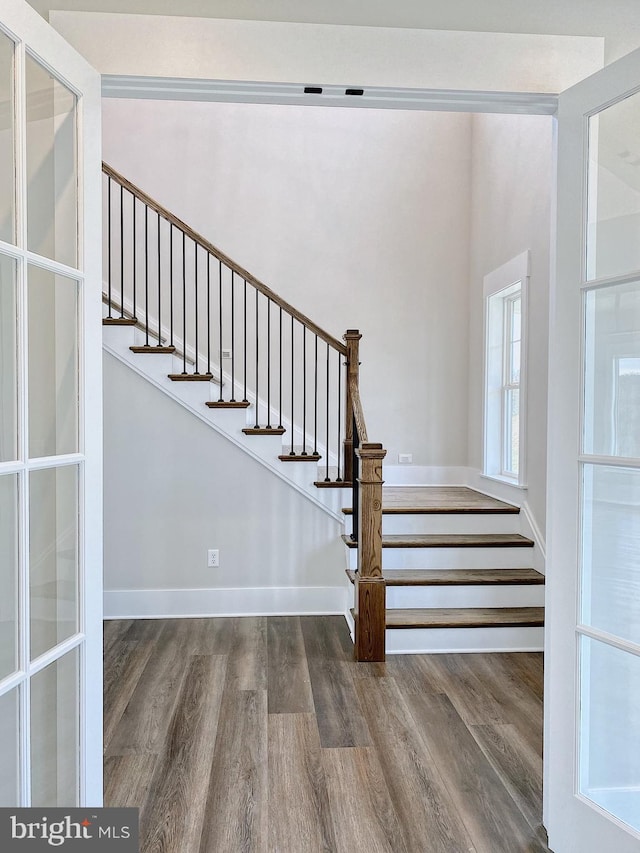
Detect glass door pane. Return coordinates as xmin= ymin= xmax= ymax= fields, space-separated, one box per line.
xmin=29 ymin=465 xmax=79 ymax=660
xmin=26 ymin=53 xmax=77 ymax=268
xmin=0 ymin=254 xmax=18 ymax=462
xmin=0 ymin=30 xmax=15 ymax=245
xmin=31 ymin=648 xmax=79 ymax=807
xmin=28 ymin=265 xmax=79 ymax=459
xmin=0 ymin=474 xmax=18 ymax=680
xmin=0 ymin=688 xmax=20 ymax=806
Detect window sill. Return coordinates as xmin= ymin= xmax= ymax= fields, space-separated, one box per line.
xmin=480 ymin=473 xmax=528 ymax=490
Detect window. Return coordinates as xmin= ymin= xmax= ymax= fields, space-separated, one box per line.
xmin=483 ymin=251 xmax=529 ymax=486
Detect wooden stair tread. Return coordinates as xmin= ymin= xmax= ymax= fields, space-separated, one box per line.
xmin=206 ymin=401 xmax=251 ymax=409
xmin=346 ymin=568 xmax=544 ymax=586
xmin=342 ymin=486 xmax=519 ymax=515
xmin=384 ymin=607 xmax=545 ymax=629
xmin=168 ymin=372 xmax=215 ymax=382
xmin=130 ymin=345 xmax=176 ymax=353
xmin=341 ymin=533 xmax=534 ymax=549
xmin=103 ymin=317 xmax=138 ymax=326
xmin=314 ymin=480 xmax=352 ymax=488
xmin=242 ymin=427 xmax=286 ymax=435
xmin=278 ymin=452 xmax=321 ymax=462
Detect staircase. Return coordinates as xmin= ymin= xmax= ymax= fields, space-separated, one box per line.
xmin=102 ymin=162 xmax=544 ymax=661
xmin=343 ymin=487 xmax=544 ymax=653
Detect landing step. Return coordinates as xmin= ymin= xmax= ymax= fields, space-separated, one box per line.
xmin=279 ymin=452 xmax=322 ymax=462
xmin=242 ymin=427 xmax=286 ymax=436
xmin=342 ymin=533 xmax=535 ymax=549
xmin=346 ymin=568 xmax=544 ymax=586
xmin=168 ymin=372 xmax=215 ymax=382
xmin=384 ymin=607 xmax=545 ymax=629
xmin=103 ymin=317 xmax=138 ymax=326
xmin=130 ymin=345 xmax=176 ymax=353
xmin=206 ymin=401 xmax=251 ymax=409
xmin=342 ymin=486 xmax=519 ymax=515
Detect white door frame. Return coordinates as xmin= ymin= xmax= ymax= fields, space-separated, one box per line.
xmin=0 ymin=0 xmax=102 ymax=807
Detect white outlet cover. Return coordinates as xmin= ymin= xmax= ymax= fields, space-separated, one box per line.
xmin=398 ymin=453 xmax=412 ymax=464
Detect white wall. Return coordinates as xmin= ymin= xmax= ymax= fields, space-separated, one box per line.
xmin=467 ymin=113 xmax=554 ymax=538
xmin=102 ymin=98 xmax=474 ymax=469
xmin=103 ymin=352 xmax=346 ymax=614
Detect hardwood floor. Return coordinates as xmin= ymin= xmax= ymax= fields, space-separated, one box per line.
xmin=104 ymin=616 xmax=551 ymax=853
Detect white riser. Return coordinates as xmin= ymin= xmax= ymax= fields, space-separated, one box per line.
xmin=385 ymin=583 xmax=545 ymax=609
xmin=348 ymin=546 xmax=535 ymax=570
xmin=345 ymin=513 xmax=521 ymax=536
xmin=385 ymin=625 xmax=544 ymax=654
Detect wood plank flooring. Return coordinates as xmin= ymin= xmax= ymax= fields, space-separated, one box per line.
xmin=104 ymin=616 xmax=550 ymax=853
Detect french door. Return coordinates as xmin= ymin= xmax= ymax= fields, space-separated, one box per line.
xmin=547 ymin=47 xmax=640 ymax=851
xmin=0 ymin=0 xmax=102 ymax=806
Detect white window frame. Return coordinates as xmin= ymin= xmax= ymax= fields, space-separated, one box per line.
xmin=482 ymin=250 xmax=529 ymax=488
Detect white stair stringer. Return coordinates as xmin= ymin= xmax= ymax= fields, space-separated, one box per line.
xmin=102 ymin=322 xmax=345 ymax=521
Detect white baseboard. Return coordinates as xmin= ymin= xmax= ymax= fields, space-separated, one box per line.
xmin=382 ymin=466 xmax=473 ymax=485
xmin=104 ymin=585 xmax=348 ymax=619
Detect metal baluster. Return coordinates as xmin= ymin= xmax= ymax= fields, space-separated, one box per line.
xmin=120 ymin=183 xmax=124 ymax=318
xmin=218 ymin=261 xmax=223 ymax=401
xmin=182 ymin=231 xmax=186 ymax=373
xmin=132 ymin=194 xmax=136 ymax=320
xmin=157 ymin=211 xmax=161 ymax=345
xmin=169 ymin=224 xmax=173 ymax=345
xmin=230 ymin=271 xmax=235 ymax=399
xmin=301 ymin=325 xmax=307 ymax=455
xmin=194 ymin=243 xmax=199 ymax=373
xmin=313 ymin=335 xmax=318 ymax=456
xmin=266 ymin=299 xmax=272 ymax=428
xmin=336 ymin=352 xmax=342 ymax=481
xmin=290 ymin=316 xmax=295 ymax=455
xmin=325 ymin=341 xmax=330 ymax=481
xmin=243 ymin=279 xmax=248 ymax=403
xmin=107 ymin=177 xmax=112 ymax=317
xmin=207 ymin=254 xmax=211 ymax=375
xmin=254 ymin=290 xmax=260 ymax=428
xmin=145 ymin=205 xmax=149 ymax=346
xmin=278 ymin=307 xmax=283 ymax=429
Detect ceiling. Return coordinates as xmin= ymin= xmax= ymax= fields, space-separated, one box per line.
xmin=26 ymin=0 xmax=640 ymax=62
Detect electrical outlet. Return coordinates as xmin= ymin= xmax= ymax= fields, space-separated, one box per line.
xmin=398 ymin=453 xmax=412 ymax=464
xmin=222 ymin=349 xmax=232 ymax=359
xmin=207 ymin=549 xmax=219 ymax=568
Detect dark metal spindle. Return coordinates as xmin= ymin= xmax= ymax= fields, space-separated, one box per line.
xmin=182 ymin=231 xmax=186 ymax=373
xmin=230 ymin=271 xmax=235 ymax=399
xmin=145 ymin=205 xmax=149 ymax=346
xmin=313 ymin=335 xmax=318 ymax=456
xmin=266 ymin=299 xmax=272 ymax=428
xmin=278 ymin=308 xmax=283 ymax=429
xmin=107 ymin=177 xmax=112 ymax=317
xmin=169 ymin=224 xmax=173 ymax=345
xmin=194 ymin=243 xmax=199 ymax=373
xmin=254 ymin=290 xmax=260 ymax=428
xmin=301 ymin=326 xmax=307 ymax=455
xmin=324 ymin=342 xmax=330 ymax=481
xmin=120 ymin=183 xmax=124 ymax=318
xmin=290 ymin=315 xmax=295 ymax=455
xmin=157 ymin=211 xmax=161 ymax=345
xmin=351 ymin=416 xmax=359 ymax=541
xmin=132 ymin=194 xmax=136 ymax=320
xmin=243 ymin=280 xmax=248 ymax=402
xmin=336 ymin=354 xmax=342 ymax=481
xmin=207 ymin=254 xmax=211 ymax=375
xmin=218 ymin=261 xmax=223 ymax=401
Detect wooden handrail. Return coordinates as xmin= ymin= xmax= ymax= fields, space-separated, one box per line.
xmin=102 ymin=161 xmax=347 ymax=355
xmin=348 ymin=376 xmax=368 ymax=444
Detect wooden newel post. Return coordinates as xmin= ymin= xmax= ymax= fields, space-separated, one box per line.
xmin=343 ymin=330 xmax=361 ymax=484
xmin=354 ymin=442 xmax=386 ymax=662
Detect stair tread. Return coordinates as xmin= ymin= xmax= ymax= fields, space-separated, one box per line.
xmin=314 ymin=480 xmax=352 ymax=488
xmin=103 ymin=317 xmax=137 ymax=326
xmin=385 ymin=606 xmax=545 ymax=629
xmin=342 ymin=486 xmax=519 ymax=515
xmin=342 ymin=533 xmax=534 ymax=549
xmin=168 ymin=372 xmax=215 ymax=381
xmin=278 ymin=451 xmax=322 ymax=462
xmin=130 ymin=345 xmax=176 ymax=353
xmin=346 ymin=568 xmax=544 ymax=586
xmin=206 ymin=401 xmax=251 ymax=409
xmin=243 ymin=427 xmax=286 ymax=435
